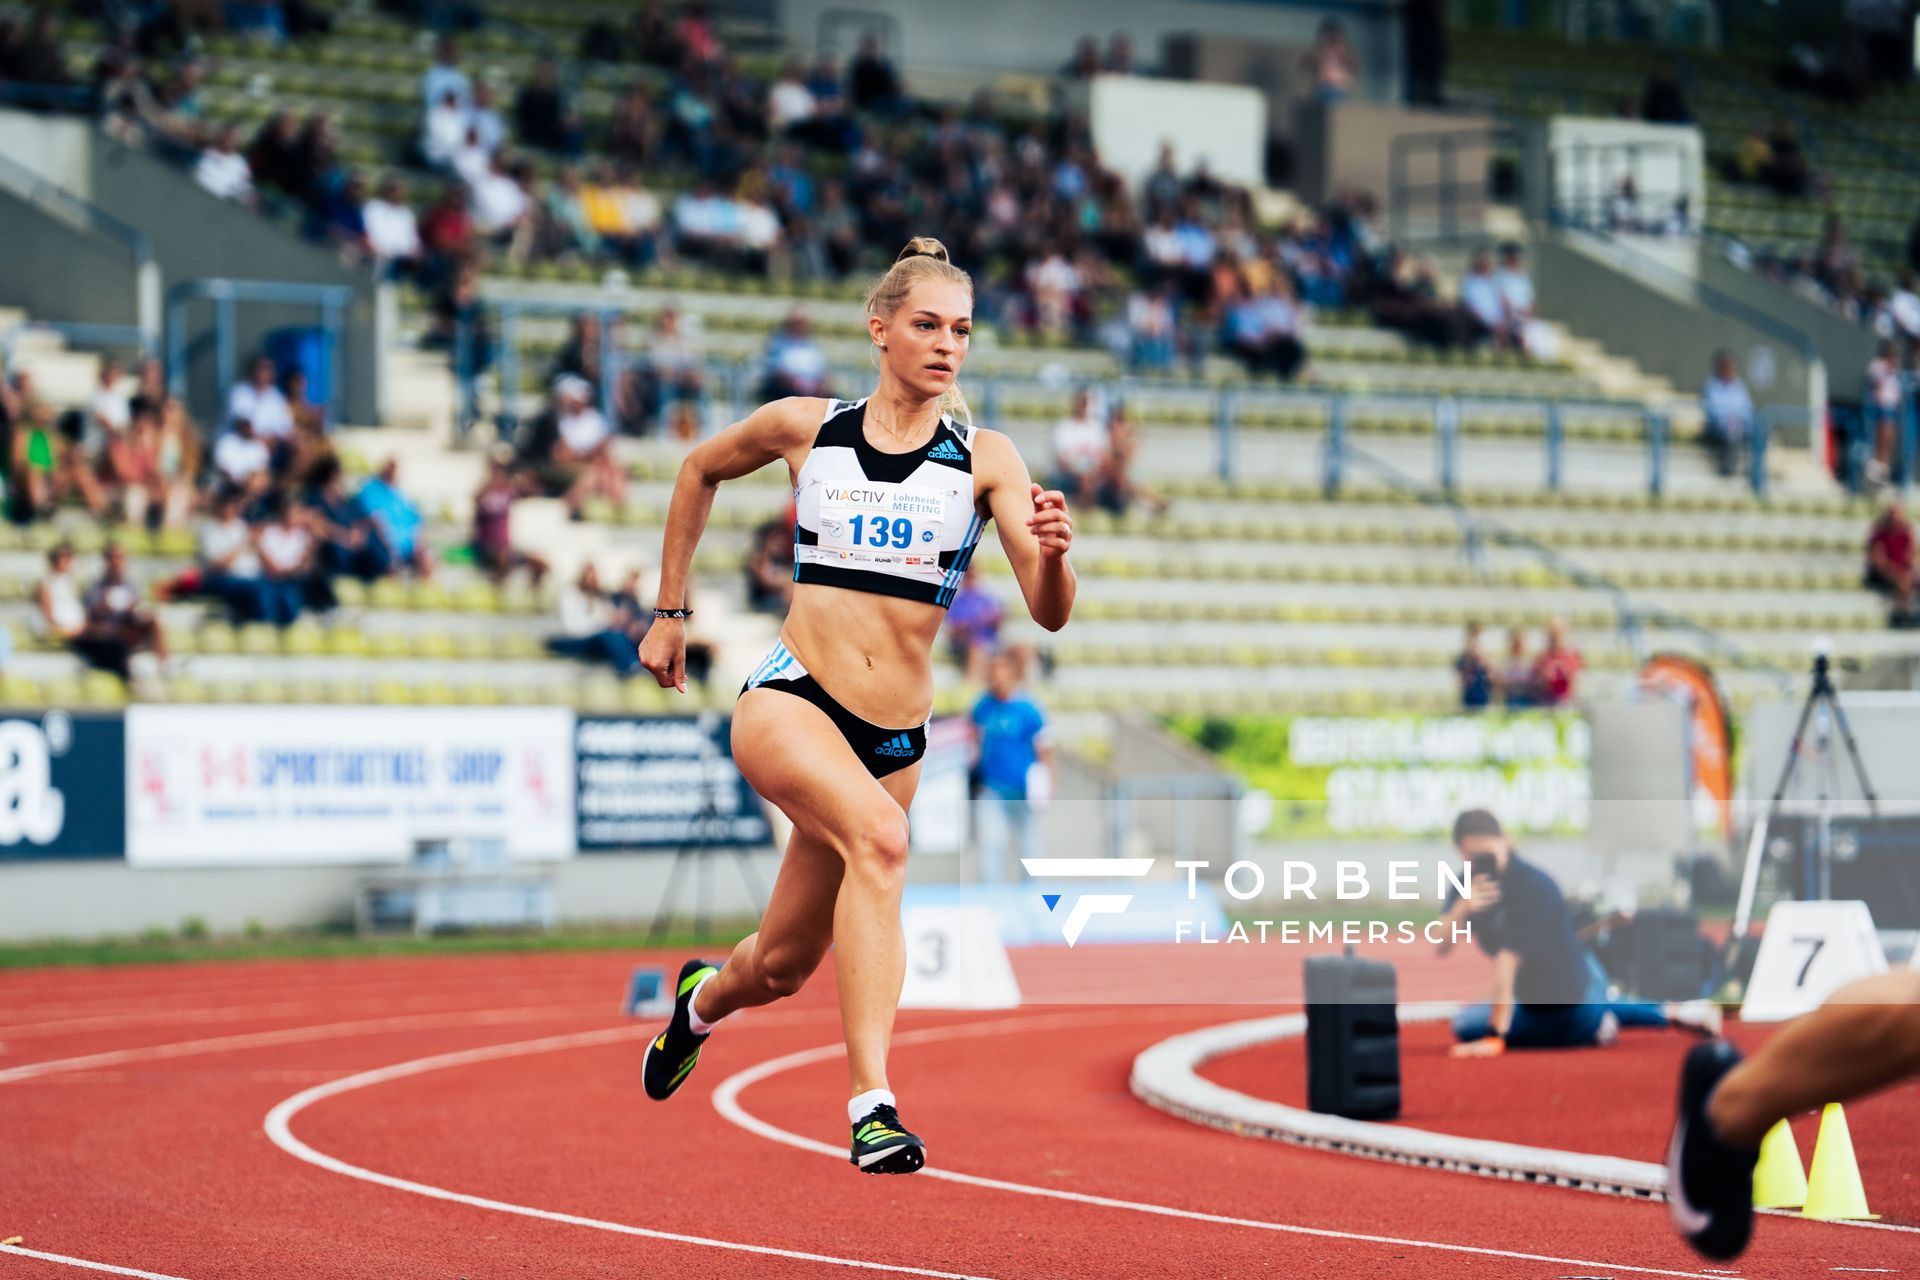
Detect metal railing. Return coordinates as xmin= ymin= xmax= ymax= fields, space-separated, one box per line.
xmin=164 ymin=278 xmax=355 ymax=422
xmin=1335 ymin=440 xmax=1794 ymax=690
xmin=468 ymin=298 xmax=1790 ymax=498
xmin=464 ymin=314 xmax=1781 ymax=498
xmin=1831 ymin=375 xmax=1920 ymax=494
xmin=1559 ymin=226 xmax=1827 ymax=434
xmin=1549 ymin=136 xmax=1701 ymax=233
xmin=0 ymin=146 xmax=161 ymax=349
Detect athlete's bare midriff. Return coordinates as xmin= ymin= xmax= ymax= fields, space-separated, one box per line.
xmin=777 ymin=580 xmax=948 ymax=729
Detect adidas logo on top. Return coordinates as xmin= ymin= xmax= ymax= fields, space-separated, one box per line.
xmin=926 ymin=438 xmax=966 ymax=462
xmin=873 ymin=733 xmax=918 ymax=757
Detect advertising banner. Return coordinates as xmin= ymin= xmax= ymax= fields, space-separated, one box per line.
xmin=0 ymin=710 xmax=125 ymax=860
xmin=1173 ymin=712 xmax=1591 ymax=839
xmin=575 ymin=715 xmax=771 ymax=849
xmin=1638 ymin=653 xmax=1733 ymax=841
xmin=125 ymin=706 xmax=576 ymax=866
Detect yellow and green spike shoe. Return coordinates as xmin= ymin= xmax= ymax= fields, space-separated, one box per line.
xmin=850 ymin=1103 xmax=926 ymax=1175
xmin=642 ymin=958 xmax=720 ymax=1101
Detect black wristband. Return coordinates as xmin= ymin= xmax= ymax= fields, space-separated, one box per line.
xmin=653 ymin=607 xmax=691 ymax=619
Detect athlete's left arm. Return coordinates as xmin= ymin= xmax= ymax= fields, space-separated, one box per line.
xmin=976 ymin=428 xmax=1075 ymax=631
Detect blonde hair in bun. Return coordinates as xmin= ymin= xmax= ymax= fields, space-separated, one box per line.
xmin=865 ymin=236 xmax=973 ymax=423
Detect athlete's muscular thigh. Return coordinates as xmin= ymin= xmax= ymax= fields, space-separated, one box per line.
xmin=746 ymin=758 xmax=923 ymax=991
xmin=731 ymin=687 xmax=905 ymax=857
xmin=732 ymin=693 xmax=923 ymax=979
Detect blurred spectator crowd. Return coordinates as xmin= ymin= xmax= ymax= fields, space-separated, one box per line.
xmin=8 ymin=344 xmax=441 ymax=683
xmin=3 ymin=5 xmax=1537 ymax=371
xmin=1454 ymin=620 xmax=1583 ymax=709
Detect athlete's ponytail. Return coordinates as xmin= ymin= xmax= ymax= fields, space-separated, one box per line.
xmin=866 ymin=236 xmax=974 ymax=424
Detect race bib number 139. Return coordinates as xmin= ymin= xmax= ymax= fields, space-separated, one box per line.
xmin=818 ymin=484 xmax=945 ymax=560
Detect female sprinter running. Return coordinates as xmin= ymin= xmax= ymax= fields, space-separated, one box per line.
xmin=638 ymin=238 xmax=1075 ymax=1174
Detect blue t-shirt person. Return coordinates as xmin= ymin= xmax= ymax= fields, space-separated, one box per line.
xmin=970 ymin=691 xmax=1046 ymax=800
xmin=355 ymin=473 xmax=423 ymax=561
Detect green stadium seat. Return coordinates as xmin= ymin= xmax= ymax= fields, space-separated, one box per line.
xmin=195 ymin=621 xmax=237 ymax=655
xmin=373 ymin=680 xmax=413 ymax=705
xmin=411 ymin=631 xmax=457 ymax=660
xmin=80 ymin=671 xmax=125 ymax=707
xmin=165 ymin=675 xmax=207 ymax=704
xmin=246 ymin=679 xmax=287 ymax=704
xmin=285 ymin=680 xmax=329 ymax=705
xmin=328 ymin=628 xmax=371 ymax=657
xmin=282 ymin=623 xmax=325 ymax=656
xmin=497 ymin=632 xmax=544 ymax=660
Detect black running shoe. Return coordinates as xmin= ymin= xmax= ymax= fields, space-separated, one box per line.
xmin=1666 ymin=1040 xmax=1759 ymax=1261
xmin=642 ymin=958 xmax=720 ymax=1101
xmin=849 ymin=1103 xmax=925 ymax=1175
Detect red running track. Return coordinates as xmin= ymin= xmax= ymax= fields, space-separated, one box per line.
xmin=1 ymin=950 xmax=1914 ymax=1279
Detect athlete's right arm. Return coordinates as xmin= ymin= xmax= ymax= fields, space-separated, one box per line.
xmin=640 ymin=398 xmax=822 ymax=692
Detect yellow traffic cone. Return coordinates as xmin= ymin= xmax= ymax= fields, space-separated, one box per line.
xmin=1752 ymin=1119 xmax=1808 ymax=1209
xmin=1801 ymin=1104 xmax=1878 ymax=1220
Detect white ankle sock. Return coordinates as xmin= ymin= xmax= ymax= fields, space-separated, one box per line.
xmin=848 ymin=1087 xmax=896 ymax=1124
xmin=686 ymin=972 xmax=722 ymax=1036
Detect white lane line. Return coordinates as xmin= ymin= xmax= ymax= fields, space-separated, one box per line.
xmin=0 ymin=1005 xmax=610 ymax=1084
xmin=0 ymin=971 xmax=612 ymax=1025
xmin=0 ymin=1003 xmax=846 ymax=1087
xmin=260 ymin=1026 xmax=999 ymax=1280
xmin=707 ymin=1012 xmax=1749 ymax=1280
xmin=0 ymin=987 xmax=592 ymax=1039
xmin=0 ymin=1244 xmax=195 ymax=1279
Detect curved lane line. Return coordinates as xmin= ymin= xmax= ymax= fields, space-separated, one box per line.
xmin=0 ymin=1243 xmax=195 ymax=1279
xmin=0 ymin=1005 xmax=614 ymax=1084
xmin=708 ymin=1010 xmax=1737 ymax=1280
xmin=0 ymin=986 xmax=596 ymax=1040
xmin=260 ymin=1025 xmax=999 ymax=1280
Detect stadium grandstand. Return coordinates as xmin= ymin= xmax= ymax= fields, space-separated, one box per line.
xmin=0 ymin=0 xmax=1912 ymax=728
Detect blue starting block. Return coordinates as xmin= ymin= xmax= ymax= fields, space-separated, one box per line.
xmin=625 ymin=966 xmax=673 ymax=1017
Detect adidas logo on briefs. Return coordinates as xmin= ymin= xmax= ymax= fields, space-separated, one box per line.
xmin=926 ymin=438 xmax=966 ymax=462
xmin=873 ymin=733 xmax=918 ymax=757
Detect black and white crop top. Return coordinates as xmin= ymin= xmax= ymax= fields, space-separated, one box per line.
xmin=792 ymin=397 xmax=987 ymax=608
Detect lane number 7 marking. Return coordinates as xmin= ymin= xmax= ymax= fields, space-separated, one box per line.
xmin=1792 ymin=936 xmax=1825 ymax=987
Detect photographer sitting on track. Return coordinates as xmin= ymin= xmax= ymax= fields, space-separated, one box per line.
xmin=1438 ymin=808 xmax=1720 ymax=1055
